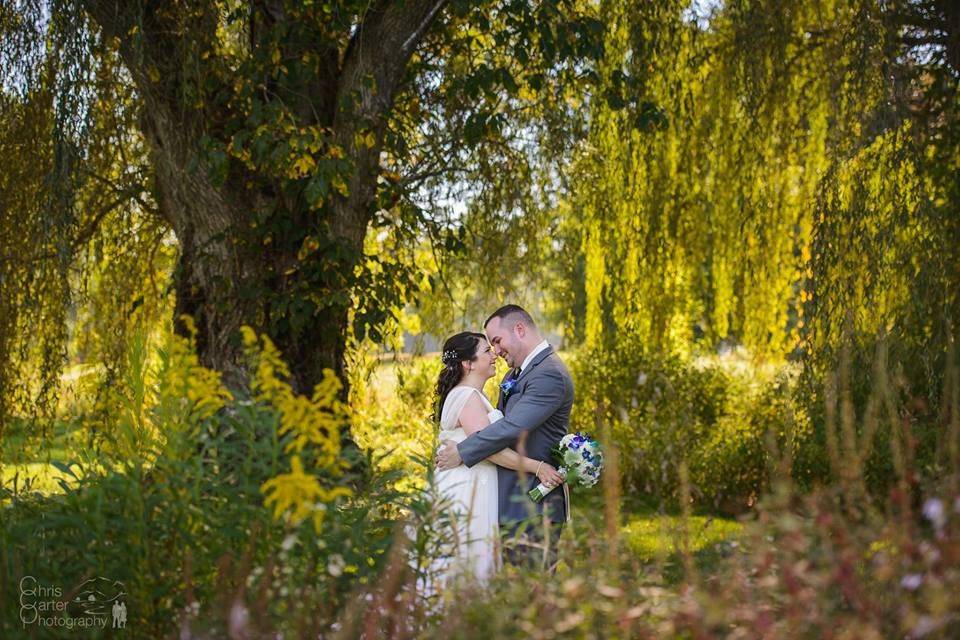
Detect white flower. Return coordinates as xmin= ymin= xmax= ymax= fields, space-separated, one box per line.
xmin=919 ymin=541 xmax=941 ymax=563
xmin=328 ymin=554 xmax=346 ymax=577
xmin=901 ymin=573 xmax=923 ymax=591
xmin=922 ymin=498 xmax=945 ymax=529
xmin=636 ymin=372 xmax=648 ymax=386
xmin=910 ymin=615 xmax=937 ymax=638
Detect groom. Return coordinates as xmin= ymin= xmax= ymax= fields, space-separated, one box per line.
xmin=436 ymin=304 xmax=574 ymax=570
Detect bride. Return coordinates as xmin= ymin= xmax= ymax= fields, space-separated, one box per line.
xmin=430 ymin=331 xmax=563 ymax=586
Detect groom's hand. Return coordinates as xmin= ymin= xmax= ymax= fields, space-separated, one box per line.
xmin=435 ymin=440 xmax=462 ymax=470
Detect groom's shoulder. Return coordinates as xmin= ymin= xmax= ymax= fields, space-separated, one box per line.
xmin=545 ymin=349 xmax=572 ymax=375
xmin=538 ymin=351 xmax=573 ymax=388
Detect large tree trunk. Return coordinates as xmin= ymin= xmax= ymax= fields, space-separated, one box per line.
xmin=148 ymin=105 xmax=355 ymax=394
xmin=81 ymin=0 xmax=448 ymax=395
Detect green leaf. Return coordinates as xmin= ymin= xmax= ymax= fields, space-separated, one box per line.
xmin=305 ymin=174 xmax=329 ymax=207
xmin=51 ymin=460 xmax=79 ymax=479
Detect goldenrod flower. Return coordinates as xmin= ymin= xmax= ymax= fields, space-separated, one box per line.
xmin=158 ymin=315 xmax=233 ymax=421
xmin=242 ymin=326 xmax=353 ymax=533
xmin=241 ymin=327 xmax=349 ymax=466
xmin=261 ymin=455 xmax=351 ymax=532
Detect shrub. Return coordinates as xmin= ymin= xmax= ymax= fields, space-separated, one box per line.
xmin=1 ymin=323 xmax=403 ymax=638
xmin=572 ymin=343 xmax=810 ymax=512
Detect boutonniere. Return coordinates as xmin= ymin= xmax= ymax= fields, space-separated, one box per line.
xmin=499 ymin=374 xmax=519 ymax=399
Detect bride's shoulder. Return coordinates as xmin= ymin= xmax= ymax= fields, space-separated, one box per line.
xmin=446 ymin=385 xmax=474 ymax=397
xmin=442 ymin=385 xmax=486 ymax=410
xmin=440 ymin=385 xmax=472 ymax=409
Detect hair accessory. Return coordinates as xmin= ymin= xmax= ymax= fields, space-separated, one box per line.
xmin=441 ymin=349 xmax=459 ymax=364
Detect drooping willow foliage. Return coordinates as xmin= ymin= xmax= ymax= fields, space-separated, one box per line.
xmin=551 ymin=0 xmax=958 ymax=384
xmin=566 ymin=0 xmax=829 ymax=358
xmin=810 ymin=73 xmax=960 ymax=412
xmin=0 ymin=2 xmax=171 ymax=436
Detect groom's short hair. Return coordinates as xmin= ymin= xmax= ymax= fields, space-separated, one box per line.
xmin=484 ymin=304 xmax=536 ymax=329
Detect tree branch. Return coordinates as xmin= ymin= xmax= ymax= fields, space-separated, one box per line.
xmin=337 ymin=0 xmax=448 ymax=125
xmin=22 ymin=188 xmax=143 ymax=265
xmin=329 ymin=0 xmax=449 ymax=243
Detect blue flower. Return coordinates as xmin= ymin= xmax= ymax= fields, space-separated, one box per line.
xmin=499 ymin=377 xmax=519 ymax=397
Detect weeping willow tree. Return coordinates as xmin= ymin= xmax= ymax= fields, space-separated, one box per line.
xmin=557 ymin=0 xmax=958 ymax=372
xmin=0 ymin=1 xmax=606 ymax=438
xmin=0 ymin=5 xmax=172 ymax=436
xmin=807 ymin=2 xmax=960 ymax=410
xmin=566 ymin=0 xmax=844 ymax=359
xmin=538 ymin=0 xmax=958 ymax=497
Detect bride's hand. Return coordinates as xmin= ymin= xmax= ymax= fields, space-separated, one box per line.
xmin=537 ymin=463 xmax=564 ymax=488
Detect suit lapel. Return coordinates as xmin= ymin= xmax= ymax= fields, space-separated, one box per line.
xmin=497 ymin=368 xmax=519 ymax=411
xmin=499 ymin=346 xmax=554 ymax=411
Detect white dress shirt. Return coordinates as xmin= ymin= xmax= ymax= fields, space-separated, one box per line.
xmin=519 ymin=339 xmax=550 ymax=374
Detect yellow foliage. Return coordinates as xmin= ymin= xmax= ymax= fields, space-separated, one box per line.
xmin=261 ymin=455 xmax=352 ymax=532
xmin=241 ymin=327 xmax=346 ymax=464
xmin=89 ymin=316 xmax=233 ymax=463
xmin=159 ymin=315 xmax=234 ymax=423
xmin=240 ymin=326 xmax=353 ymax=531
xmin=297 ymin=235 xmax=320 ymax=260
xmin=354 ymin=130 xmax=376 ymax=149
xmin=331 ymin=175 xmax=349 ymax=196
xmin=289 ymin=154 xmax=316 ymax=177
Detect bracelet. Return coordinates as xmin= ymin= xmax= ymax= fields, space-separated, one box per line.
xmin=535 ymin=460 xmax=544 ymax=477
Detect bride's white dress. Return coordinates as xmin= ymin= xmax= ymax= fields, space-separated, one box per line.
xmin=431 ymin=385 xmax=502 ymax=585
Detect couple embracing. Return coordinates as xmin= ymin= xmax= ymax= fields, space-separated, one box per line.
xmin=431 ymin=304 xmax=574 ymax=586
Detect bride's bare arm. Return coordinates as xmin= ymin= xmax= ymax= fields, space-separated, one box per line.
xmin=458 ymin=393 xmax=564 ymax=486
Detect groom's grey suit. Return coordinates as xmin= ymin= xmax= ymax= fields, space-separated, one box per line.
xmin=456 ymin=345 xmax=574 ymax=529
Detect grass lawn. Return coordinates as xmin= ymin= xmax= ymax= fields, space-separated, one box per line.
xmin=620 ymin=507 xmax=743 ymax=582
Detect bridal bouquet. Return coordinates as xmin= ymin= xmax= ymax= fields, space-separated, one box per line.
xmin=528 ymin=432 xmax=603 ymax=503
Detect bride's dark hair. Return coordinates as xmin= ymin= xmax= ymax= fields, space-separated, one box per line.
xmin=434 ymin=331 xmax=487 ymax=423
